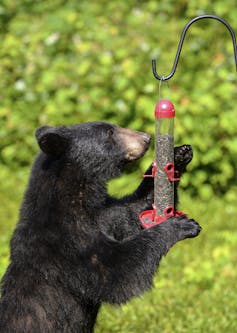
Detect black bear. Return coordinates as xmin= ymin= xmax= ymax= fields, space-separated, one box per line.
xmin=0 ymin=122 xmax=201 ymax=333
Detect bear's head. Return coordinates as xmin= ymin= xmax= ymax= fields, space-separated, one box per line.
xmin=35 ymin=122 xmax=151 ymax=182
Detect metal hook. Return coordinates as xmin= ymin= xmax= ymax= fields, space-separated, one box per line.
xmin=152 ymin=14 xmax=237 ymax=81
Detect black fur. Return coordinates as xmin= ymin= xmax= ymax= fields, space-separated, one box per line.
xmin=0 ymin=122 xmax=201 ymax=333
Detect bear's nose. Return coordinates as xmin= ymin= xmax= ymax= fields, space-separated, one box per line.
xmin=141 ymin=133 xmax=151 ymax=144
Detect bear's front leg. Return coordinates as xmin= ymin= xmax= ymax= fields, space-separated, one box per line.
xmin=95 ymin=215 xmax=201 ymax=304
xmin=174 ymin=144 xmax=193 ymax=209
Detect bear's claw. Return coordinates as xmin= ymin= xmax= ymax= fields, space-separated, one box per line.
xmin=174 ymin=145 xmax=193 ymax=174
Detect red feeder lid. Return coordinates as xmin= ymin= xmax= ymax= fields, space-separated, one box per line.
xmin=155 ymin=99 xmax=175 ymax=118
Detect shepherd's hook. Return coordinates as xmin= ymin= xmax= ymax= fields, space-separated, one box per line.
xmin=152 ymin=14 xmax=237 ymax=81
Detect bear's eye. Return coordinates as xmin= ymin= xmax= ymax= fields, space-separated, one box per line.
xmin=106 ymin=128 xmax=116 ymax=145
xmin=107 ymin=128 xmax=114 ymax=137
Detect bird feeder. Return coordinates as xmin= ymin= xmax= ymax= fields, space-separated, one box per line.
xmin=139 ymin=14 xmax=237 ymax=229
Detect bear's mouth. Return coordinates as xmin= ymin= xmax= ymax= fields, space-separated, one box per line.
xmin=116 ymin=127 xmax=151 ymax=162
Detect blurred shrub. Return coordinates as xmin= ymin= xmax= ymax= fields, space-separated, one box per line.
xmin=1 ymin=2 xmax=237 ymax=329
xmin=0 ymin=0 xmax=237 ymax=202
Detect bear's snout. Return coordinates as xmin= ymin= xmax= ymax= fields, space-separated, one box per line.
xmin=116 ymin=127 xmax=151 ymax=161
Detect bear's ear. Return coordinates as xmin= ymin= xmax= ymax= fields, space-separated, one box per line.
xmin=35 ymin=126 xmax=68 ymax=156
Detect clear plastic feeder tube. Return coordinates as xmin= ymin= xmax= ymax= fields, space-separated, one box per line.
xmin=154 ymin=99 xmax=175 ymax=218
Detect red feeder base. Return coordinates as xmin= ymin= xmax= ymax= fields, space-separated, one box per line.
xmin=139 ymin=206 xmax=187 ymax=229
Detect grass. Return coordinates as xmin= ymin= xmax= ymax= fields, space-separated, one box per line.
xmin=1 ymin=189 xmax=237 ymax=333
xmin=95 ymin=194 xmax=237 ymax=333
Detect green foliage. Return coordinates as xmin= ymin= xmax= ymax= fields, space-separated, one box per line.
xmin=0 ymin=1 xmax=237 ymax=332
xmin=0 ymin=0 xmax=237 ymax=200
